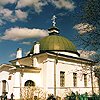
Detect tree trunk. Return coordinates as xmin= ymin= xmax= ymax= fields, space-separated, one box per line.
xmin=98 ymin=78 xmax=100 ymax=95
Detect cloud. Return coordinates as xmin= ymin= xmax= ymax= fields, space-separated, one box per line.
xmin=78 ymin=50 xmax=96 ymax=59
xmin=15 ymin=9 xmax=28 ymax=20
xmin=16 ymin=0 xmax=35 ymax=8
xmin=74 ymin=23 xmax=96 ymax=34
xmin=0 ymin=19 xmax=5 ymax=26
xmin=0 ymin=1 xmax=28 ymax=24
xmin=0 ymin=0 xmax=16 ymax=6
xmin=16 ymin=0 xmax=47 ymax=13
xmin=21 ymin=41 xmax=32 ymax=45
xmin=0 ymin=0 xmax=75 ymax=26
xmin=0 ymin=7 xmax=28 ymax=25
xmin=0 ymin=7 xmax=13 ymax=17
xmin=49 ymin=0 xmax=75 ymax=10
xmin=10 ymin=53 xmax=16 ymax=58
xmin=0 ymin=27 xmax=48 ymax=41
xmin=0 ymin=7 xmax=17 ymax=23
xmin=57 ymin=12 xmax=67 ymax=16
xmin=16 ymin=0 xmax=75 ymax=13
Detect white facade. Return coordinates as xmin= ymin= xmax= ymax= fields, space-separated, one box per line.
xmin=0 ymin=50 xmax=99 ymax=99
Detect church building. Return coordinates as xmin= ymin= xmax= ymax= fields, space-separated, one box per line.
xmin=0 ymin=16 xmax=99 ymax=99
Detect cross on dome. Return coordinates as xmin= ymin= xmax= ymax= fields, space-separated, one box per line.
xmin=52 ymin=15 xmax=56 ymax=27
xmin=48 ymin=15 xmax=60 ymax=35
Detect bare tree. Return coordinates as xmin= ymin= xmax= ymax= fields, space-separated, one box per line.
xmin=74 ymin=0 xmax=100 ymax=95
xmin=74 ymin=0 xmax=100 ymax=54
xmin=94 ymin=66 xmax=100 ymax=95
xmin=22 ymin=86 xmax=46 ymax=100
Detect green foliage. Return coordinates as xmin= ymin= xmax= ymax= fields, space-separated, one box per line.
xmin=65 ymin=91 xmax=100 ymax=100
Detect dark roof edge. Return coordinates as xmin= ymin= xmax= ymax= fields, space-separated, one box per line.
xmin=40 ymin=50 xmax=80 ymax=56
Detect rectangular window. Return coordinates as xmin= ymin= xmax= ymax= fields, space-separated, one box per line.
xmin=60 ymin=71 xmax=65 ymax=87
xmin=84 ymin=74 xmax=87 ymax=87
xmin=73 ymin=73 xmax=77 ymax=87
xmin=2 ymin=80 xmax=6 ymax=93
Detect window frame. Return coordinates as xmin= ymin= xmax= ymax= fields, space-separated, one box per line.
xmin=24 ymin=80 xmax=35 ymax=86
xmin=84 ymin=74 xmax=87 ymax=87
xmin=2 ymin=80 xmax=7 ymax=94
xmin=73 ymin=73 xmax=77 ymax=87
xmin=60 ymin=71 xmax=65 ymax=87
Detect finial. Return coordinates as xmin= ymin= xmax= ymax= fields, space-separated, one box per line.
xmin=52 ymin=15 xmax=56 ymax=27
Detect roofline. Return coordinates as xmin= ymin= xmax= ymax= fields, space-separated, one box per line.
xmin=9 ymin=52 xmax=45 ymax=62
xmin=46 ymin=51 xmax=96 ymax=64
xmin=30 ymin=50 xmax=80 ymax=57
xmin=10 ymin=51 xmax=96 ymax=65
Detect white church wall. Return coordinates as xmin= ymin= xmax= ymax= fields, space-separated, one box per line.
xmin=40 ymin=57 xmax=97 ymax=97
xmin=46 ymin=58 xmax=55 ymax=95
xmin=13 ymin=72 xmax=41 ymax=99
xmin=0 ymin=71 xmax=9 ymax=96
xmin=21 ymin=73 xmax=41 ymax=87
xmin=39 ymin=60 xmax=48 ymax=90
xmin=13 ymin=72 xmax=21 ymax=99
xmin=7 ymin=74 xmax=15 ymax=99
xmin=0 ymin=71 xmax=14 ymax=98
xmin=0 ymin=53 xmax=98 ymax=99
xmin=56 ymin=60 xmax=80 ymax=96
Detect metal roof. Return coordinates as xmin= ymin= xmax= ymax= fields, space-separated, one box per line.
xmin=39 ymin=35 xmax=77 ymax=52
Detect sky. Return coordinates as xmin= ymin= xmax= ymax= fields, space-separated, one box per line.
xmin=0 ymin=0 xmax=86 ymax=64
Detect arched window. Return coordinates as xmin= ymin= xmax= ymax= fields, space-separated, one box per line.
xmin=24 ymin=80 xmax=35 ymax=86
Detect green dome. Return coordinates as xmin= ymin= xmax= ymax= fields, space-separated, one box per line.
xmin=30 ymin=26 xmax=79 ymax=55
xmin=39 ymin=35 xmax=77 ymax=53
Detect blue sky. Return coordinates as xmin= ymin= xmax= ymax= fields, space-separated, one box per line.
xmin=0 ymin=0 xmax=85 ymax=64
